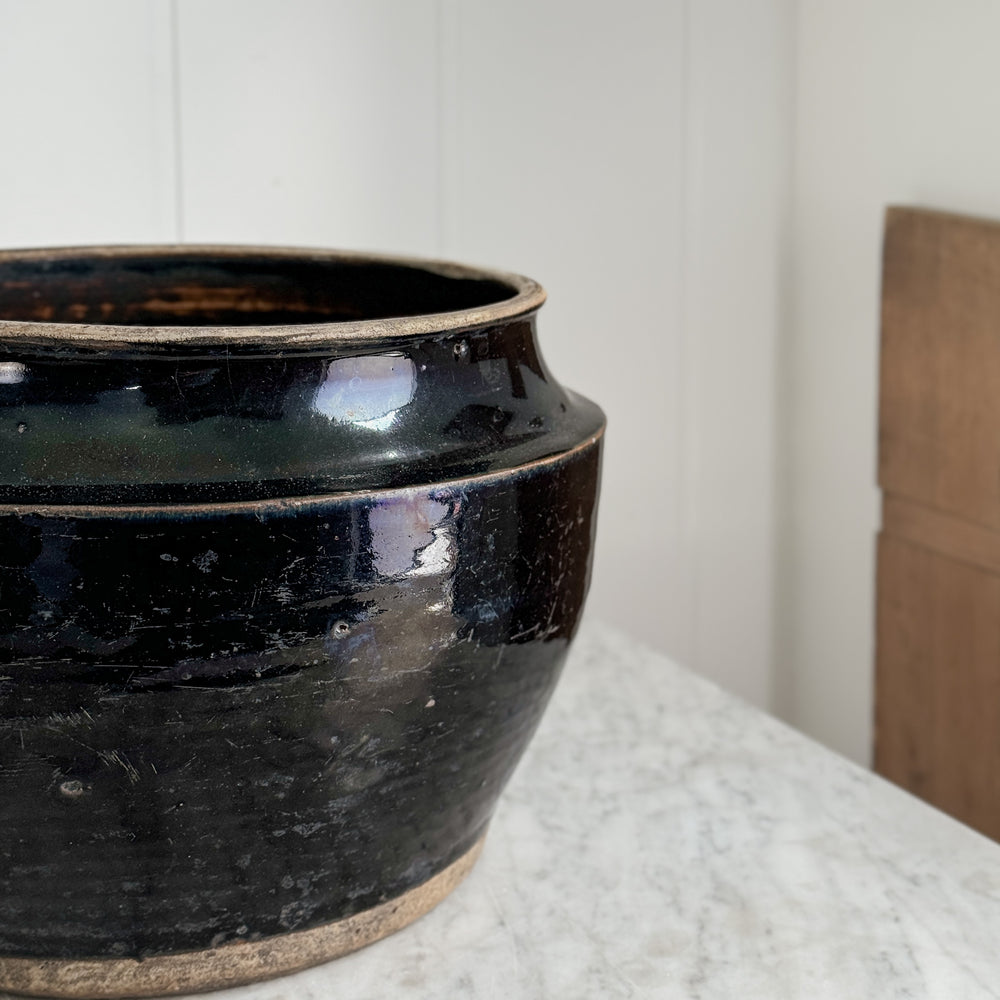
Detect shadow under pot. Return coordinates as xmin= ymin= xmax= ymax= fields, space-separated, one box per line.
xmin=0 ymin=246 xmax=604 ymax=998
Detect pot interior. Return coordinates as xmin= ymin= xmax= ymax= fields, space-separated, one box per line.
xmin=0 ymin=250 xmax=517 ymax=328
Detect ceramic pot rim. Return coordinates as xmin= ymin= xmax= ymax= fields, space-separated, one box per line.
xmin=0 ymin=244 xmax=546 ymax=351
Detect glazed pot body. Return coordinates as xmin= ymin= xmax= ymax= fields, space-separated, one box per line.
xmin=0 ymin=248 xmax=603 ymax=996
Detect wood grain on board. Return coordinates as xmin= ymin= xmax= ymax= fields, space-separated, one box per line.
xmin=877 ymin=206 xmax=1000 ymax=840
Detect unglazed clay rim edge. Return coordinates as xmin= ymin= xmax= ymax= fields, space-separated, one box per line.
xmin=0 ymin=426 xmax=605 ymax=519
xmin=0 ymin=245 xmax=546 ymax=350
xmin=0 ymin=834 xmax=486 ymax=999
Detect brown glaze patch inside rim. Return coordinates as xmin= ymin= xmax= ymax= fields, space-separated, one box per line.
xmin=0 ymin=834 xmax=486 ymax=999
xmin=0 ymin=245 xmax=545 ymax=351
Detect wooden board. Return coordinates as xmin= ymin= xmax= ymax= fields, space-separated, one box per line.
xmin=875 ymin=532 xmax=1000 ymax=838
xmin=880 ymin=207 xmax=1000 ymax=531
xmin=877 ymin=206 xmax=1000 ymax=839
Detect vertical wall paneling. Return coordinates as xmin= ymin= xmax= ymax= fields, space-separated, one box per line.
xmin=0 ymin=0 xmax=178 ymax=247
xmin=682 ymin=0 xmax=792 ymax=705
xmin=174 ymin=0 xmax=440 ymax=253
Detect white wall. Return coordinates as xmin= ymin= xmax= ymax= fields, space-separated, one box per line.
xmin=176 ymin=0 xmax=441 ymax=253
xmin=682 ymin=1 xmax=791 ymax=705
xmin=0 ymin=0 xmax=177 ymax=245
xmin=0 ymin=0 xmax=792 ymax=710
xmin=781 ymin=0 xmax=1000 ymax=763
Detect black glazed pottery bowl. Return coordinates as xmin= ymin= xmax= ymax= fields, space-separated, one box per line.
xmin=0 ymin=247 xmax=604 ymax=998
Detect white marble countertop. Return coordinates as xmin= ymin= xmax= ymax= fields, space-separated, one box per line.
xmin=178 ymin=620 xmax=1000 ymax=998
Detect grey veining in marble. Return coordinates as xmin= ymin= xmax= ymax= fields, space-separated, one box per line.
xmin=10 ymin=620 xmax=1000 ymax=998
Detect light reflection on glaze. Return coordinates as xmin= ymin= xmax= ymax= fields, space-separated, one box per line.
xmin=368 ymin=495 xmax=457 ymax=581
xmin=314 ymin=354 xmax=416 ymax=430
xmin=0 ymin=362 xmax=26 ymax=385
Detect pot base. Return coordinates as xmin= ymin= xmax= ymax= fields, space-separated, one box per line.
xmin=0 ymin=834 xmax=486 ymax=1000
